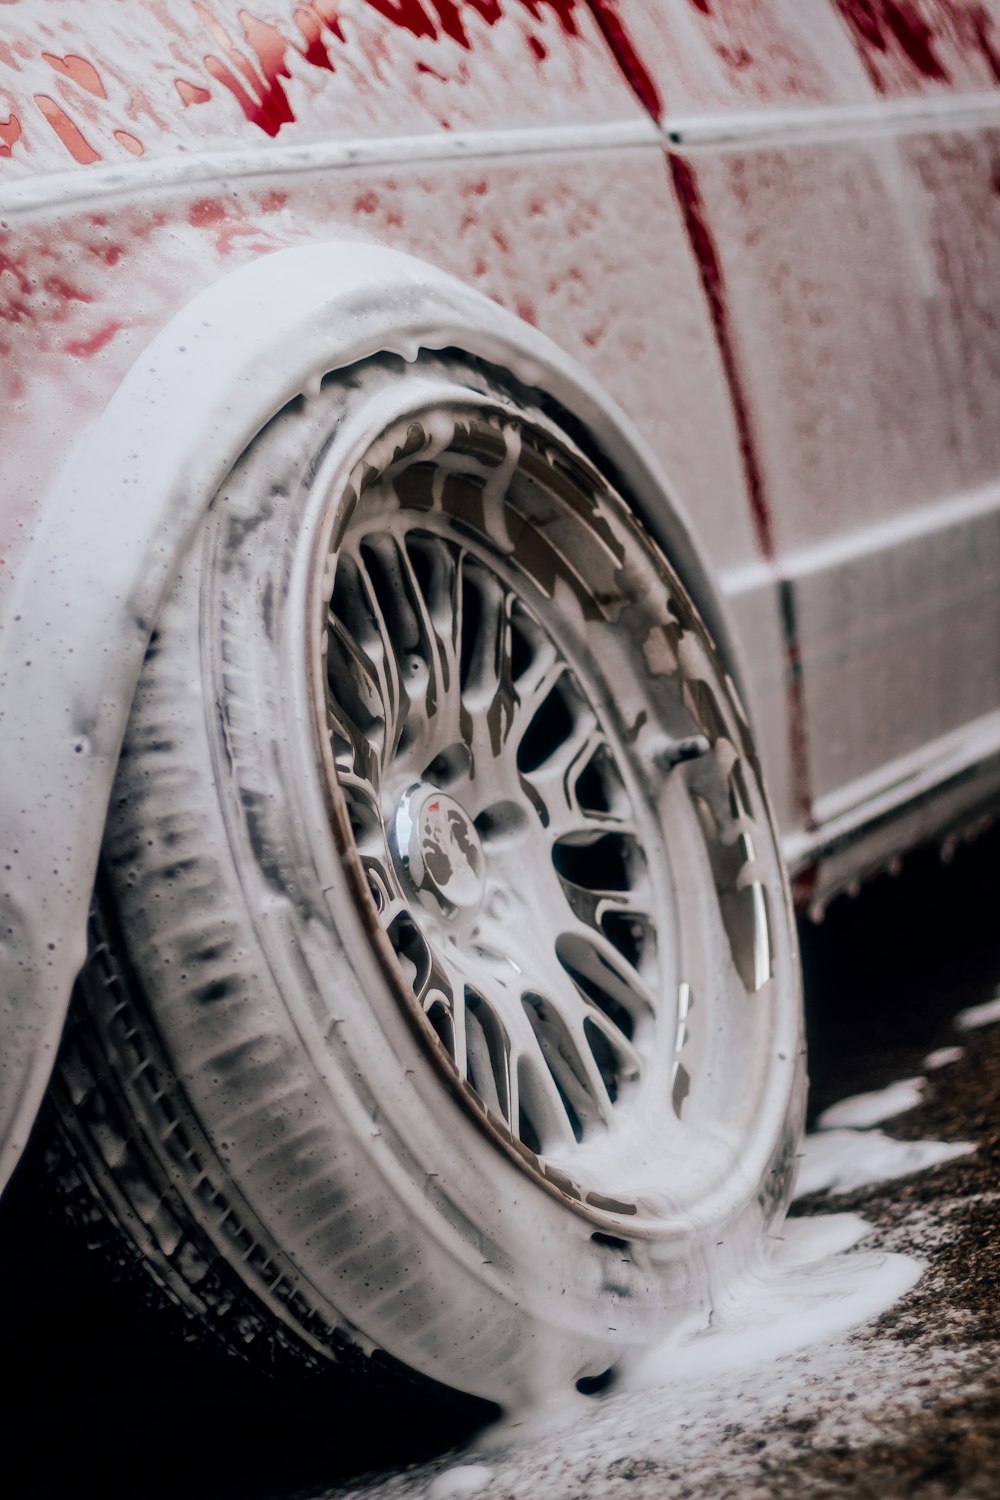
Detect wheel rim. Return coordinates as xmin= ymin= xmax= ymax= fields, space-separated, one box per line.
xmin=308 ymin=390 xmax=792 ymax=1227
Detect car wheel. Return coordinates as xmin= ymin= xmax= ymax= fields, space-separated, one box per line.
xmin=53 ymin=351 xmax=804 ymax=1404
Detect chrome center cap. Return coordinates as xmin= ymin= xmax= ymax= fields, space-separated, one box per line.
xmin=393 ymin=786 xmax=485 ymax=912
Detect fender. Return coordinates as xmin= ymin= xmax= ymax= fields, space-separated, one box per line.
xmin=0 ymin=239 xmax=748 ymax=1194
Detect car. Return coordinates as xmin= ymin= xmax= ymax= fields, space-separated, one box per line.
xmin=2 ymin=0 xmax=999 ymax=1407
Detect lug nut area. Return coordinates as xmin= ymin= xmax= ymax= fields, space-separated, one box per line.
xmin=393 ymin=784 xmax=486 ymax=914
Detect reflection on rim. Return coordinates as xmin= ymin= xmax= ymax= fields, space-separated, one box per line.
xmin=310 ymin=401 xmax=779 ymax=1223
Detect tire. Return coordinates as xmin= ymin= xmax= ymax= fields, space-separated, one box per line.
xmin=55 ymin=350 xmax=805 ymax=1404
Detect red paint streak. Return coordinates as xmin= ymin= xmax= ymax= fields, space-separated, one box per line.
xmin=189 ymin=197 xmax=227 ymax=227
xmin=833 ymin=1 xmax=949 ymax=88
xmin=114 ymin=130 xmax=144 ymax=156
xmin=259 ymin=187 xmax=290 ymax=212
xmin=43 ymin=275 xmax=92 ymax=305
xmin=197 ymin=4 xmax=295 ymax=138
xmin=295 ymin=4 xmax=337 ymax=69
xmin=5 ymin=0 xmax=659 ymax=156
xmin=0 ymin=113 xmax=21 ymax=157
xmin=0 ymin=250 xmax=32 ymax=302
xmin=87 ymin=240 xmax=125 ymax=267
xmin=42 ymin=53 xmax=107 ymax=98
xmin=790 ymin=865 xmax=818 ymax=911
xmin=941 ymin=0 xmax=1000 ymax=82
xmin=364 ymin=0 xmax=438 ymax=42
xmin=175 ymin=78 xmax=212 ymax=106
xmin=33 ymin=95 xmax=100 ymax=164
xmin=519 ymin=1 xmax=579 ymax=35
xmin=718 ymin=43 xmax=753 ymax=71
xmin=669 ymin=150 xmax=817 ymax=829
xmin=583 ymin=0 xmax=662 ymax=120
xmin=65 ymin=320 xmax=124 ymax=358
xmin=242 ymin=10 xmax=297 ymax=106
xmin=667 ymin=154 xmax=772 ymax=557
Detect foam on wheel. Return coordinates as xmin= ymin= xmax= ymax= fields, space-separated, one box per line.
xmin=55 ymin=352 xmax=805 ymax=1403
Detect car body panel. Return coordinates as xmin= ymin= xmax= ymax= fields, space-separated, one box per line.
xmin=2 ymin=0 xmax=1000 ymax=1187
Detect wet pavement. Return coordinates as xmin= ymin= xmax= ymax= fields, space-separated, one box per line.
xmin=3 ymin=825 xmax=999 ymax=1499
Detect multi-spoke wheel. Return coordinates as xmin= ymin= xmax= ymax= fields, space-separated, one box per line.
xmin=54 ymin=353 xmax=803 ymax=1403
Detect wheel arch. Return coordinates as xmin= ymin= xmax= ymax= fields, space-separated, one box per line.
xmin=0 ymin=239 xmax=751 ymax=1194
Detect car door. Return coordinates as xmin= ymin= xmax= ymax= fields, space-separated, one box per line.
xmin=609 ymin=0 xmax=1000 ymax=880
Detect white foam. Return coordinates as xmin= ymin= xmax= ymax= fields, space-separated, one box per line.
xmin=796 ymin=1128 xmax=974 ymax=1196
xmin=816 ymin=1076 xmax=925 ymax=1130
xmin=624 ymin=1213 xmax=920 ymax=1390
xmin=427 ymin=1465 xmax=495 ymax=1499
xmin=924 ymin=1046 xmax=963 ymax=1070
xmin=955 ymin=994 xmax=1000 ymax=1031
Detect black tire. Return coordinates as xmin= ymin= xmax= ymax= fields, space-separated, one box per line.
xmin=55 ymin=352 xmax=805 ymax=1403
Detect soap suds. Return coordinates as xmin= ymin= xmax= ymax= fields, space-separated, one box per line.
xmin=816 ymin=1076 xmax=925 ymax=1129
xmin=955 ymin=994 xmax=1000 ymax=1031
xmin=796 ymin=1128 xmax=974 ymax=1197
xmin=924 ymin=1045 xmax=964 ymax=1070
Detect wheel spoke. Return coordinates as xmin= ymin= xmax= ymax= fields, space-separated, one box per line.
xmin=555 ymin=876 xmax=647 ymax=934
xmin=396 ymin=535 xmax=464 ymax=749
xmin=324 ymin=514 xmax=674 ymax=1172
xmin=347 ymin=550 xmax=409 ymax=764
xmin=557 ymin=918 xmax=658 ymax=1018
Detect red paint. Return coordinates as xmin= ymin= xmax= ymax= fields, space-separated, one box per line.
xmin=43 ymin=275 xmax=92 ymax=305
xmin=64 ymin=320 xmax=124 ymax=358
xmin=197 ymin=4 xmax=295 ymax=138
xmin=0 ymin=250 xmax=32 ymax=303
xmin=33 ymin=95 xmax=100 ymax=164
xmin=4 ymin=0 xmax=660 ymax=154
xmin=942 ymin=0 xmax=1000 ymax=82
xmin=86 ymin=240 xmax=125 ymax=267
xmin=294 ymin=4 xmax=338 ymax=69
xmin=242 ymin=11 xmax=297 ymax=110
xmin=42 ymin=53 xmax=107 ymax=99
xmin=718 ymin=43 xmax=753 ymax=71
xmin=790 ymin=865 xmax=818 ymax=910
xmin=834 ymin=1 xmax=949 ymax=87
xmin=175 ymin=78 xmax=212 ymax=106
xmin=668 ymin=151 xmax=817 ymax=827
xmin=519 ymin=1 xmax=579 ymax=35
xmin=258 ymin=187 xmax=290 ymax=213
xmin=364 ymin=1 xmax=438 ymax=43
xmin=667 ymin=154 xmax=773 ymax=559
xmin=0 ymin=113 xmax=21 ymax=157
xmin=189 ymin=198 xmax=227 ymax=227
xmin=583 ymin=0 xmax=661 ymax=119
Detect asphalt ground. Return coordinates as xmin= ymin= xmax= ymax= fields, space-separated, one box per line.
xmin=2 ymin=822 xmax=999 ymax=1500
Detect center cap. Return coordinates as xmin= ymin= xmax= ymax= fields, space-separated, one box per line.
xmin=394 ymin=786 xmax=485 ymax=911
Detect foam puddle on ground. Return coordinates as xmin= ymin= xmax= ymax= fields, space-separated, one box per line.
xmin=468 ymin=1210 xmax=923 ymax=1461
xmin=623 ymin=1211 xmax=920 ymax=1391
xmin=431 ymin=1035 xmax=988 ymax=1489
xmin=797 ymin=1127 xmax=974 ymax=1195
xmin=626 ymin=1061 xmax=978 ymax=1392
